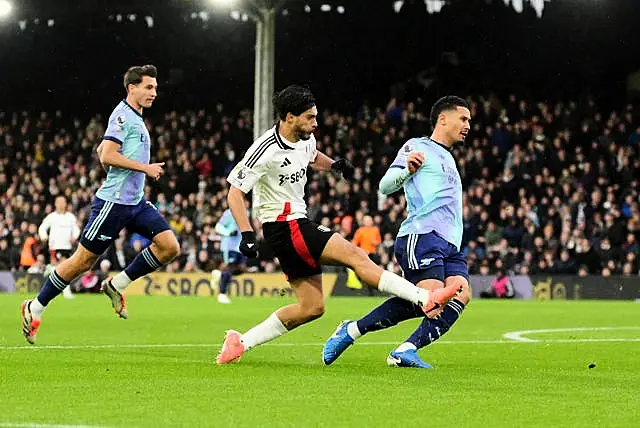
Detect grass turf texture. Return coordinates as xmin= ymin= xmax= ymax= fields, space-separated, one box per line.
xmin=1 ymin=294 xmax=638 ymax=427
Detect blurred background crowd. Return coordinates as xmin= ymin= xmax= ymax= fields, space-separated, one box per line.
xmin=1 ymin=93 xmax=639 ymax=278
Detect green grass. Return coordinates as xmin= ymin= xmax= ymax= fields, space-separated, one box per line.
xmin=1 ymin=294 xmax=639 ymax=427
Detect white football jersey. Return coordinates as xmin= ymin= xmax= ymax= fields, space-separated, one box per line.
xmin=38 ymin=212 xmax=80 ymax=250
xmin=227 ymin=124 xmax=317 ymax=224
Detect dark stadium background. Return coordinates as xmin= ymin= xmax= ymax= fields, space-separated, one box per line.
xmin=2 ymin=0 xmax=640 ymax=113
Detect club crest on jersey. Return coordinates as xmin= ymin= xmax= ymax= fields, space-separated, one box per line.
xmin=116 ymin=114 xmax=126 ymax=130
xmin=404 ymin=144 xmax=412 ymax=153
xmin=237 ymin=168 xmax=247 ymax=180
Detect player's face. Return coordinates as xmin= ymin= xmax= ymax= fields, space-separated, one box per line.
xmin=131 ymin=76 xmax=158 ymax=108
xmin=54 ymin=197 xmax=66 ymax=212
xmin=292 ymin=106 xmax=318 ymax=140
xmin=443 ymin=106 xmax=471 ymax=144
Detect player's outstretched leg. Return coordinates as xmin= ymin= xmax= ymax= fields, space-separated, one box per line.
xmin=388 ymin=277 xmax=471 ymax=369
xmin=323 ymin=297 xmax=425 ymax=365
xmin=324 ymin=277 xmax=468 ymax=365
xmin=103 ymin=230 xmax=180 ymax=318
xmin=217 ymin=274 xmax=323 ymax=364
xmin=20 ymin=245 xmax=98 ymax=344
xmin=319 ymin=234 xmax=459 ymax=313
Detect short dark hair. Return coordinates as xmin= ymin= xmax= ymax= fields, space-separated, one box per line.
xmin=123 ymin=65 xmax=157 ymax=91
xmin=430 ymin=95 xmax=469 ymax=128
xmin=273 ymin=85 xmax=316 ymax=120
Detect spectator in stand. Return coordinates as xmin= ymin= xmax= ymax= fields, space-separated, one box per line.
xmin=480 ymin=269 xmax=515 ymax=298
xmin=0 ymin=94 xmax=638 ymax=278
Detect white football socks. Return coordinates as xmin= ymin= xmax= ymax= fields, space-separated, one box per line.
xmin=29 ymin=298 xmax=45 ymax=319
xmin=378 ymin=271 xmax=430 ymax=306
xmin=111 ymin=272 xmax=133 ymax=293
xmin=395 ymin=342 xmax=417 ymax=353
xmin=241 ymin=312 xmax=289 ymax=350
xmin=347 ymin=321 xmax=362 ymax=340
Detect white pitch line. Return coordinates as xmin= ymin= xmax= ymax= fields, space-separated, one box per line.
xmin=0 ymin=423 xmax=109 ymax=428
xmin=1 ymin=337 xmax=640 ymax=351
xmin=503 ymin=326 xmax=640 ymax=342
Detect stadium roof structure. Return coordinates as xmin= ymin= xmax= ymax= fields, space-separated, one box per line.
xmin=4 ymin=0 xmax=557 ymax=21
xmin=2 ymin=0 xmax=638 ymax=113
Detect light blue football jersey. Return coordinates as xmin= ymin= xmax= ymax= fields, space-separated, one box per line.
xmin=96 ymin=100 xmax=151 ymax=205
xmin=390 ymin=137 xmax=463 ymax=250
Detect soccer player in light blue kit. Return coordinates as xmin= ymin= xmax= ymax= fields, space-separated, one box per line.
xmin=21 ymin=65 xmax=181 ymax=344
xmin=323 ymin=96 xmax=472 ymax=368
xmin=211 ymin=208 xmax=247 ymax=304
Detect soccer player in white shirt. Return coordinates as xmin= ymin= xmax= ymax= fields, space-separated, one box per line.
xmin=38 ymin=196 xmax=80 ymax=299
xmin=216 ymin=85 xmax=460 ymax=364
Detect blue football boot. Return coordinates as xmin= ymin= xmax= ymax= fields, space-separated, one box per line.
xmin=322 ymin=320 xmax=355 ymax=365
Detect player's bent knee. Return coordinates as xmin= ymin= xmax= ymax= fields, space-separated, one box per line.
xmin=158 ymin=237 xmax=181 ymax=262
xmin=60 ymin=247 xmax=99 ymax=277
xmin=304 ymin=302 xmax=325 ymax=321
xmin=167 ymin=239 xmax=181 ymax=260
xmin=76 ymin=246 xmax=99 ymax=267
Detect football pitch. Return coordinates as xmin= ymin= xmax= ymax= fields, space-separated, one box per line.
xmin=1 ymin=294 xmax=638 ymax=428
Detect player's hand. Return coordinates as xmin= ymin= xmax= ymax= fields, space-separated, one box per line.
xmin=145 ymin=162 xmax=165 ymax=181
xmin=331 ymin=158 xmax=355 ymax=180
xmin=407 ymin=152 xmax=425 ymax=174
xmin=239 ymin=231 xmax=258 ymax=258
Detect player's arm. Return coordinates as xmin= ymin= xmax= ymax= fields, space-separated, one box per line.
xmin=310 ymin=151 xmax=334 ymax=171
xmin=214 ymin=223 xmax=231 ymax=237
xmin=215 ymin=212 xmax=237 ymax=237
xmin=227 ymin=185 xmax=259 ymax=257
xmin=226 ymin=149 xmax=269 ymax=257
xmin=101 ymin=113 xmax=164 ymax=179
xmin=96 ymin=141 xmax=108 ymax=172
xmin=38 ymin=214 xmax=51 ymax=241
xmin=379 ymin=141 xmax=425 ymax=195
xmin=311 ymin=150 xmax=355 ymax=179
xmin=99 ymin=140 xmax=165 ymax=180
xmin=71 ymin=215 xmax=80 ymax=243
xmin=227 ymin=186 xmax=253 ymax=233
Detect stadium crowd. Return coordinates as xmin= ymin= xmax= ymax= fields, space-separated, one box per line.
xmin=1 ymin=94 xmax=639 ymax=278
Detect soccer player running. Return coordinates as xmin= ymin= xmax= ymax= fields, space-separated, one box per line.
xmin=21 ymin=65 xmax=180 ymax=344
xmin=38 ymin=195 xmax=81 ymax=299
xmin=211 ymin=208 xmax=247 ymax=304
xmin=323 ymin=96 xmax=472 ymax=369
xmin=216 ymin=86 xmax=460 ymax=364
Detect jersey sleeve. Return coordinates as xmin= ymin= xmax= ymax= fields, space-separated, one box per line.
xmin=38 ymin=213 xmax=52 ymax=240
xmin=227 ymin=143 xmax=271 ymax=193
xmin=215 ymin=211 xmax=233 ymax=236
xmin=103 ymin=111 xmax=128 ymax=145
xmin=71 ymin=214 xmax=80 ymax=240
xmin=390 ymin=139 xmax=416 ymax=169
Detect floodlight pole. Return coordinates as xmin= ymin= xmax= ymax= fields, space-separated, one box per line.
xmin=251 ymin=6 xmax=277 ymax=140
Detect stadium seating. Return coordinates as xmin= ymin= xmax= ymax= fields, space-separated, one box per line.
xmin=1 ymin=95 xmax=638 ymax=276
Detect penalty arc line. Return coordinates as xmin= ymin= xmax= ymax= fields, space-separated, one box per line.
xmin=502 ymin=326 xmax=640 ymax=342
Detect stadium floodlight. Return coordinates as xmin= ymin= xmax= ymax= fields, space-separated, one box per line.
xmin=208 ymin=0 xmax=237 ymax=7
xmin=0 ymin=0 xmax=13 ymax=19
